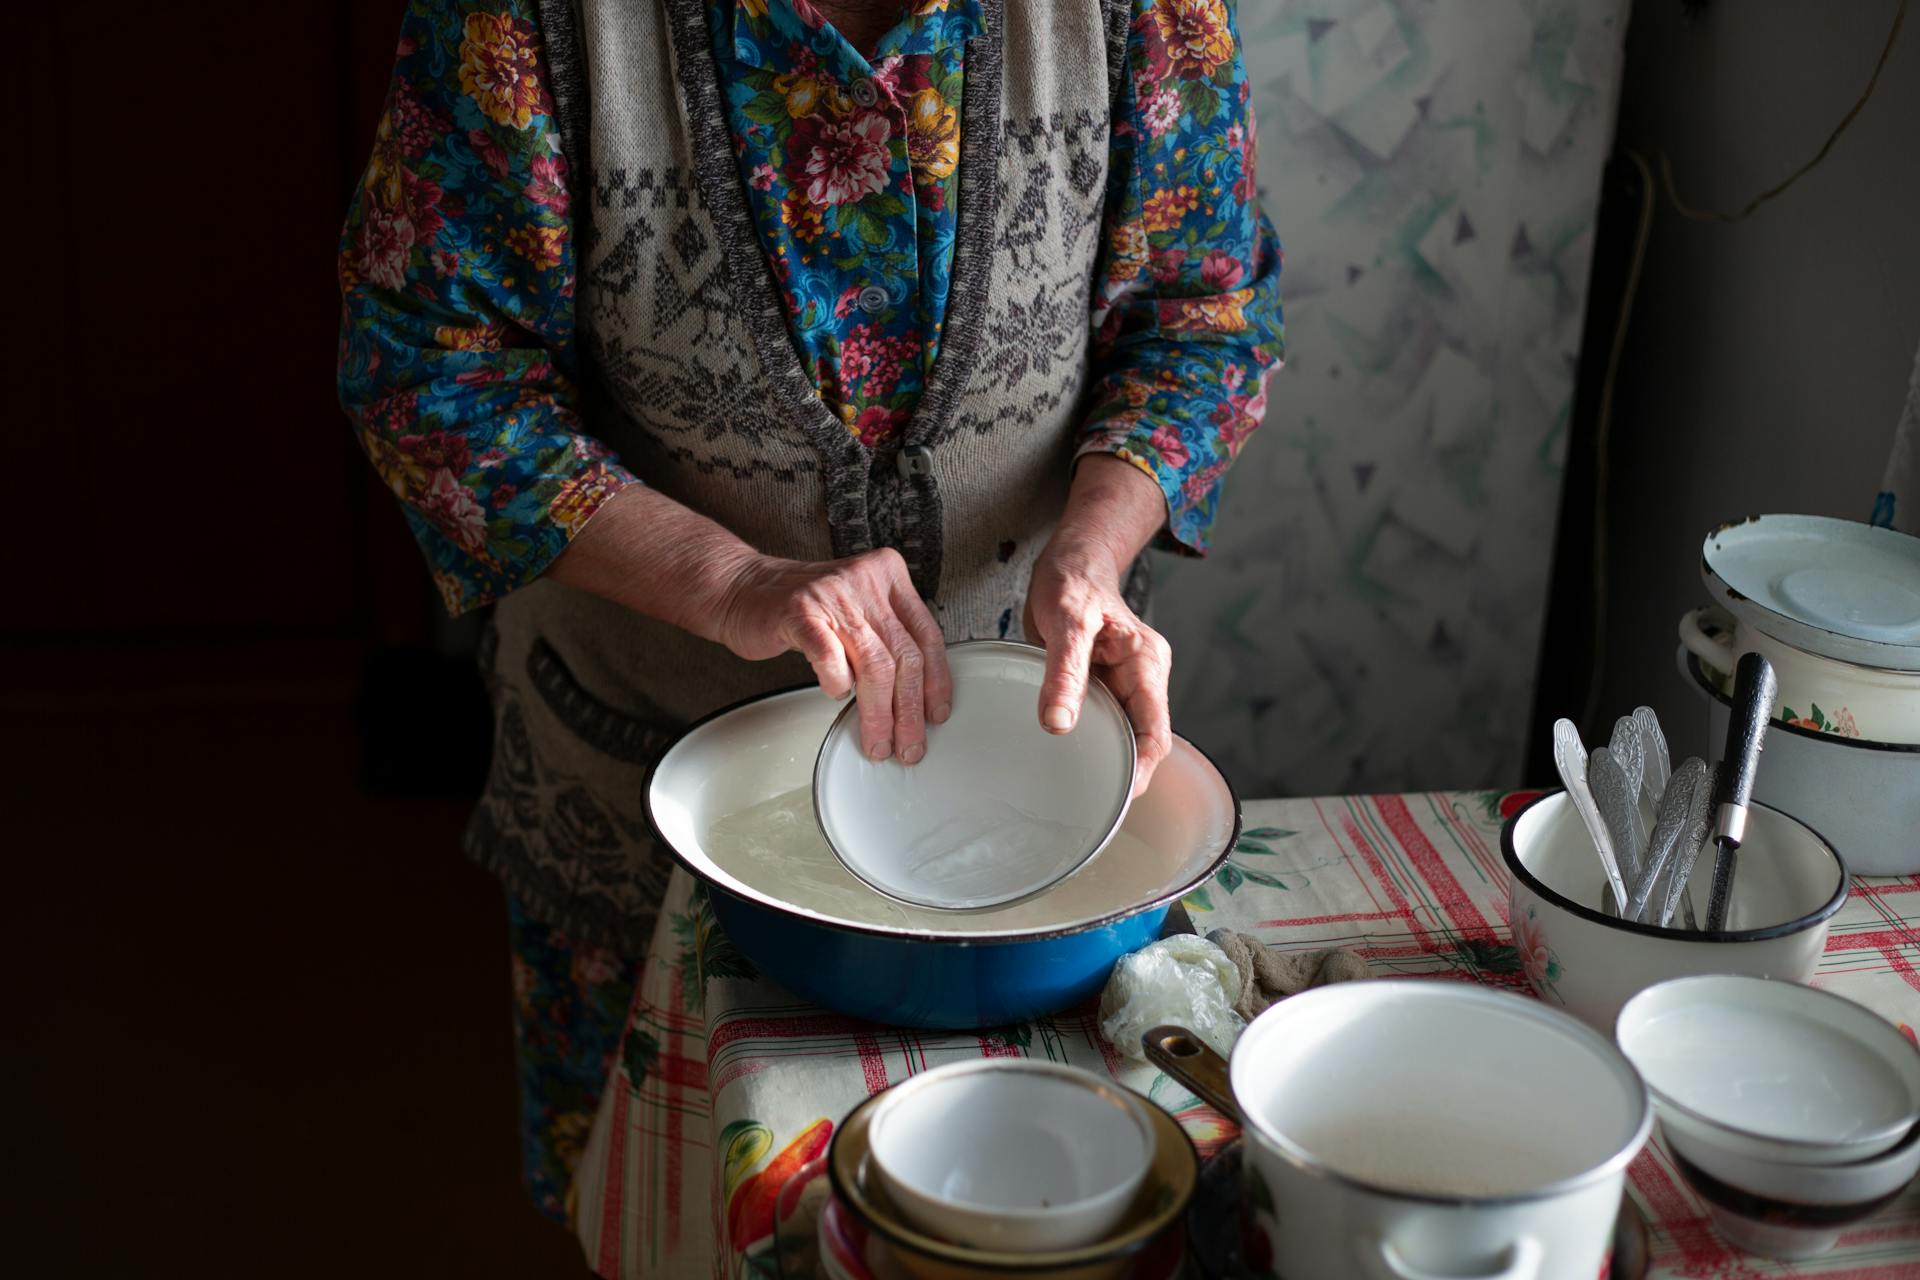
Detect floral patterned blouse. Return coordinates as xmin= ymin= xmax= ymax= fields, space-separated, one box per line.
xmin=338 ymin=0 xmax=1284 ymax=613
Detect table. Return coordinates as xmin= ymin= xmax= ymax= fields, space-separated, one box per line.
xmin=570 ymin=790 xmax=1920 ymax=1279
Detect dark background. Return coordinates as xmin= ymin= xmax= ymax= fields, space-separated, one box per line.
xmin=9 ymin=1 xmax=1913 ymax=1275
xmin=11 ymin=4 xmax=580 ymax=1275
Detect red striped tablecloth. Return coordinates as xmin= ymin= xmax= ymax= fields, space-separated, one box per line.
xmin=572 ymin=791 xmax=1920 ymax=1279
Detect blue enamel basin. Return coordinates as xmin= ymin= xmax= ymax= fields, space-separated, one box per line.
xmin=645 ymin=685 xmax=1238 ymax=1030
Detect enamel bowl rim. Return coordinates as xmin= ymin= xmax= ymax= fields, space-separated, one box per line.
xmin=1616 ymin=974 xmax=1920 ymax=1158
xmin=811 ymin=639 xmax=1138 ymax=912
xmin=1501 ymin=790 xmax=1850 ymax=944
xmin=1700 ymin=515 xmax=1920 ymax=670
xmin=643 ymin=684 xmax=1239 ymax=944
xmin=827 ymin=1076 xmax=1199 ymax=1268
xmin=865 ymin=1059 xmax=1155 ymax=1228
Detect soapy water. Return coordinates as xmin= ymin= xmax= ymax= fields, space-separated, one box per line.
xmin=705 ymin=787 xmax=1168 ymax=931
xmin=897 ymin=804 xmax=1099 ymax=898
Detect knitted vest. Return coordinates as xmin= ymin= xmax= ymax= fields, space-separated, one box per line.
xmin=472 ymin=0 xmax=1136 ymax=950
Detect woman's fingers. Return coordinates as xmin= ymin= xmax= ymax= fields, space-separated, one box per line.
xmin=1039 ymin=610 xmax=1100 ymax=733
xmin=879 ymin=613 xmax=928 ymax=764
xmin=790 ymin=615 xmax=854 ymax=701
xmin=890 ymin=581 xmax=953 ymax=726
xmin=843 ymin=618 xmax=898 ymax=761
xmin=1085 ymin=622 xmax=1172 ymax=795
xmin=1116 ymin=634 xmax=1174 ymax=797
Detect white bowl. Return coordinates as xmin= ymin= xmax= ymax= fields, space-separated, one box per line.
xmin=814 ymin=641 xmax=1135 ymax=910
xmin=1502 ymin=792 xmax=1848 ymax=1031
xmin=865 ymin=1059 xmax=1155 ymax=1253
xmin=1681 ymin=648 xmax=1920 ymax=876
xmin=1663 ymin=1107 xmax=1920 ymax=1260
xmin=1616 ymin=975 xmax=1920 ymax=1167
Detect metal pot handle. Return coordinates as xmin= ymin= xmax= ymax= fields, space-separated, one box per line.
xmin=1361 ymin=1236 xmax=1545 ymax=1280
xmin=1678 ymin=606 xmax=1737 ymax=678
xmin=1142 ymin=1025 xmax=1240 ymax=1121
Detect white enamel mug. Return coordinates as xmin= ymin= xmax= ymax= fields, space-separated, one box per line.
xmin=1679 ymin=604 xmax=1920 ymax=743
xmin=1147 ymin=982 xmax=1651 ymax=1280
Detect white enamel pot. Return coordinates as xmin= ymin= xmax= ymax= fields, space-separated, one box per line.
xmin=1679 ymin=604 xmax=1920 ymax=743
xmin=1680 ymin=648 xmax=1920 ymax=876
xmin=1146 ymin=982 xmax=1650 ymax=1280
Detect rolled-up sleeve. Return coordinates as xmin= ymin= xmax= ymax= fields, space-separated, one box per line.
xmin=337 ymin=0 xmax=634 ymax=615
xmin=1079 ymin=0 xmax=1285 ymax=555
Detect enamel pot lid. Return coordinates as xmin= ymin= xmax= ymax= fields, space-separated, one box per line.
xmin=1701 ymin=515 xmax=1920 ymax=670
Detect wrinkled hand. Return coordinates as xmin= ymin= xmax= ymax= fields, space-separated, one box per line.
xmin=718 ymin=548 xmax=952 ymax=765
xmin=1024 ymin=545 xmax=1173 ymax=797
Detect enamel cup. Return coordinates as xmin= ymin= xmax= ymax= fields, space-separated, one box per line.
xmin=1147 ymin=982 xmax=1650 ymax=1280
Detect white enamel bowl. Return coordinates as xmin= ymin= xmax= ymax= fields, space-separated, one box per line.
xmin=1658 ymin=1112 xmax=1920 ymax=1260
xmin=814 ymin=641 xmax=1136 ymax=910
xmin=865 ymin=1060 xmax=1155 ymax=1253
xmin=1681 ymin=649 xmax=1920 ymax=876
xmin=1502 ymin=792 xmax=1848 ymax=1031
xmin=1617 ymin=976 xmax=1920 ymax=1166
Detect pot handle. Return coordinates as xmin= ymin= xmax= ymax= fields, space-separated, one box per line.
xmin=1678 ymin=606 xmax=1737 ymax=678
xmin=1360 ymin=1236 xmax=1545 ymax=1280
xmin=1142 ymin=1025 xmax=1241 ymax=1122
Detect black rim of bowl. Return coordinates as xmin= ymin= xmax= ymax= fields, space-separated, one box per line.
xmin=641 ymin=682 xmax=1241 ymax=944
xmin=1500 ymin=791 xmax=1850 ymax=943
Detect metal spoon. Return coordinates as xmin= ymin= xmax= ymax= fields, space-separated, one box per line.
xmin=1659 ymin=764 xmax=1718 ymax=929
xmin=1608 ymin=717 xmax=1648 ymax=849
xmin=1554 ymin=720 xmax=1631 ymax=912
xmin=1589 ymin=746 xmax=1644 ymax=889
xmin=1626 ymin=758 xmax=1705 ymax=922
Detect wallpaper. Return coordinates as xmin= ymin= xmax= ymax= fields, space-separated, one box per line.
xmin=1160 ymin=0 xmax=1632 ymax=795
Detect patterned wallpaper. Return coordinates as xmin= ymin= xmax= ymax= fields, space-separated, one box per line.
xmin=1160 ymin=0 xmax=1631 ymax=795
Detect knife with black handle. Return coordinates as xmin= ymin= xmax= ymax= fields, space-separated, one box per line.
xmin=1704 ymin=652 xmax=1777 ymax=932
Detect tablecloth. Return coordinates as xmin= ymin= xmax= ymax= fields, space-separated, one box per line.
xmin=572 ymin=790 xmax=1920 ymax=1279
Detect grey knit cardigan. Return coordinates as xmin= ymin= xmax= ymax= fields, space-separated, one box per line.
xmin=474 ymin=0 xmax=1143 ymax=951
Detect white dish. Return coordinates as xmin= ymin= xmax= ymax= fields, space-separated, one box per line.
xmin=1662 ymin=1107 xmax=1920 ymax=1261
xmin=1702 ymin=515 xmax=1920 ymax=670
xmin=865 ymin=1059 xmax=1154 ymax=1253
xmin=1617 ymin=975 xmax=1920 ymax=1166
xmin=813 ymin=641 xmax=1135 ymax=910
xmin=1503 ymin=791 xmax=1848 ymax=1032
xmin=1680 ymin=648 xmax=1920 ymax=876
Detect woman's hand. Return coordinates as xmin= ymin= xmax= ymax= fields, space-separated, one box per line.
xmin=1024 ymin=457 xmax=1175 ymax=796
xmin=548 ymin=487 xmax=949 ymax=765
xmin=718 ymin=548 xmax=953 ymax=765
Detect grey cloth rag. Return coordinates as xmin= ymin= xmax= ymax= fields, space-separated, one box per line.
xmin=1207 ymin=929 xmax=1372 ymax=1022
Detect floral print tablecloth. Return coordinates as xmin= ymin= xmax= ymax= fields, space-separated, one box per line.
xmin=571 ymin=791 xmax=1920 ymax=1279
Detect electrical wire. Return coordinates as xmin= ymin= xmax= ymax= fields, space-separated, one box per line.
xmin=1657 ymin=0 xmax=1907 ymax=224
xmin=1576 ymin=0 xmax=1905 ymax=727
xmin=1578 ymin=150 xmax=1657 ymax=733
